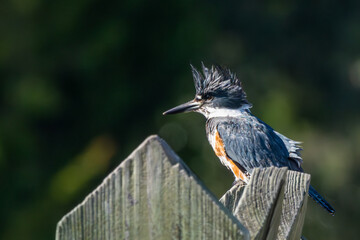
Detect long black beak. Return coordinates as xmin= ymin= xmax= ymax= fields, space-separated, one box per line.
xmin=163 ymin=100 xmax=201 ymax=115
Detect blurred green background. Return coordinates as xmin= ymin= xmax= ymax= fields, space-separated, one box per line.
xmin=1 ymin=0 xmax=360 ymax=239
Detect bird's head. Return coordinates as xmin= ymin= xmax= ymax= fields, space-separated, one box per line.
xmin=163 ymin=63 xmax=252 ymax=118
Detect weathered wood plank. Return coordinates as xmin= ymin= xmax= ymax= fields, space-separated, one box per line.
xmin=56 ymin=135 xmax=249 ymax=240
xmin=277 ymin=170 xmax=310 ymax=240
xmin=220 ymin=167 xmax=310 ymax=240
xmin=234 ymin=167 xmax=287 ymax=240
xmin=219 ymin=181 xmax=246 ymax=214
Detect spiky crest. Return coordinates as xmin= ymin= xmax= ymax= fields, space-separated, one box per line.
xmin=191 ymin=63 xmax=250 ymax=106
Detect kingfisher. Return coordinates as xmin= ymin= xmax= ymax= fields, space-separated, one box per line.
xmin=163 ymin=63 xmax=335 ymax=215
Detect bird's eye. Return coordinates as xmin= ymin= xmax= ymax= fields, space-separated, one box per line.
xmin=203 ymin=94 xmax=213 ymax=100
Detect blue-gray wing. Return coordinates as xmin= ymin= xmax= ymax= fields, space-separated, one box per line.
xmin=272 ymin=130 xmax=303 ymax=167
xmin=216 ymin=117 xmax=302 ymax=174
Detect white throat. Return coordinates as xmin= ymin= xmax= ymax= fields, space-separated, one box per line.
xmin=198 ymin=104 xmax=251 ymax=119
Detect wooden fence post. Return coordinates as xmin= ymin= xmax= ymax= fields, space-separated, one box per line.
xmin=220 ymin=168 xmax=310 ymax=240
xmin=56 ymin=135 xmax=310 ymax=240
xmin=56 ymin=135 xmax=249 ymax=240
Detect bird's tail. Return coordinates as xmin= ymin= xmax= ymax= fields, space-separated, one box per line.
xmin=308 ymin=185 xmax=335 ymax=215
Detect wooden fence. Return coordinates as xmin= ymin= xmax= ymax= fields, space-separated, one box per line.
xmin=56 ymin=135 xmax=310 ymax=240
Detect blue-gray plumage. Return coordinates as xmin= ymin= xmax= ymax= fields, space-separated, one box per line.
xmin=163 ymin=63 xmax=335 ymax=215
xmin=207 ymin=115 xmax=302 ymax=173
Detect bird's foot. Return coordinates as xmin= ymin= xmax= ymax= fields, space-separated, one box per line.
xmin=232 ymin=179 xmax=247 ymax=187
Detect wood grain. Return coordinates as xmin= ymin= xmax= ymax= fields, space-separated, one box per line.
xmin=56 ymin=135 xmax=249 ymax=240
xmin=220 ymin=167 xmax=310 ymax=240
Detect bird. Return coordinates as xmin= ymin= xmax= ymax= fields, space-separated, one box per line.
xmin=163 ymin=63 xmax=335 ymax=215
